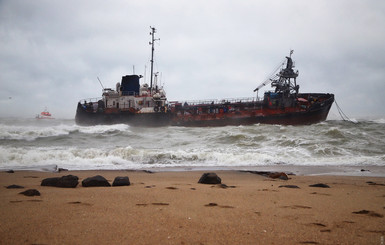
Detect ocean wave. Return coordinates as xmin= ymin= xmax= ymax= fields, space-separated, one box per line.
xmin=0 ymin=124 xmax=72 ymax=141
xmin=1 ymin=119 xmax=384 ymax=170
xmin=76 ymin=124 xmax=131 ymax=135
xmin=0 ymin=123 xmax=131 ymax=141
xmin=370 ymin=118 xmax=385 ymax=124
xmin=1 ymin=144 xmax=384 ymax=171
xmin=324 ymin=127 xmax=346 ymax=139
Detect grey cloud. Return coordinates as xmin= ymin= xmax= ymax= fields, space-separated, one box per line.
xmin=0 ymin=0 xmax=384 ymax=119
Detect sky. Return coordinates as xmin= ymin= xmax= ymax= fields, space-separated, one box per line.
xmin=0 ymin=0 xmax=384 ymax=119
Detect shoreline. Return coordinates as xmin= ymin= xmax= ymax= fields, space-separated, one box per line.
xmin=1 ymin=169 xmax=384 ymax=244
xmin=2 ymin=164 xmax=385 ymax=177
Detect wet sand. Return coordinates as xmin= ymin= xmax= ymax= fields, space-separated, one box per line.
xmin=1 ymin=170 xmax=384 ymax=244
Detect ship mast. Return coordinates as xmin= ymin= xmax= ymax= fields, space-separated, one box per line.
xmin=272 ymin=50 xmax=299 ymax=96
xmin=149 ymin=26 xmax=160 ymax=94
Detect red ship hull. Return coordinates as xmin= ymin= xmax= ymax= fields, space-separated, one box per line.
xmin=76 ymin=93 xmax=334 ymax=127
xmin=170 ymin=93 xmax=334 ymax=127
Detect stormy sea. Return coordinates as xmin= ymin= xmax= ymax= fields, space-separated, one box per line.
xmin=1 ymin=118 xmax=384 ymax=176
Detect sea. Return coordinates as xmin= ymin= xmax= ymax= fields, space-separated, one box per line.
xmin=1 ymin=118 xmax=385 ymax=176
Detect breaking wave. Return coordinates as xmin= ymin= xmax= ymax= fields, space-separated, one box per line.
xmin=0 ymin=118 xmax=384 ymax=171
xmin=0 ymin=123 xmax=130 ymax=141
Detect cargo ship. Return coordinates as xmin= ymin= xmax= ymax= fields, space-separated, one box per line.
xmin=75 ymin=28 xmax=334 ymax=127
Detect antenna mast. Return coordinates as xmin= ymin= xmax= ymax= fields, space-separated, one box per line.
xmin=149 ymin=26 xmax=160 ymax=94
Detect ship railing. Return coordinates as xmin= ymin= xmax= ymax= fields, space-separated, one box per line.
xmin=169 ymin=97 xmax=261 ymax=107
xmin=78 ymin=97 xmax=102 ymax=104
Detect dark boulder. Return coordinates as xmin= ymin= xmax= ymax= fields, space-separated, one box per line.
xmin=309 ymin=183 xmax=330 ymax=188
xmin=19 ymin=189 xmax=41 ymax=196
xmin=41 ymin=177 xmax=60 ymax=187
xmin=112 ymin=176 xmax=131 ymax=187
xmin=198 ymin=173 xmax=222 ymax=184
xmin=6 ymin=184 xmax=24 ymax=189
xmin=57 ymin=175 xmax=79 ymax=188
xmin=41 ymin=175 xmax=79 ymax=188
xmin=82 ymin=175 xmax=111 ymax=187
xmin=6 ymin=170 xmax=14 ymax=173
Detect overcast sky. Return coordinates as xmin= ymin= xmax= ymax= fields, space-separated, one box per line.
xmin=1 ymin=0 xmax=384 ymax=119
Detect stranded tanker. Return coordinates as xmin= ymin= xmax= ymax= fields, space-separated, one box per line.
xmin=75 ymin=28 xmax=334 ymax=127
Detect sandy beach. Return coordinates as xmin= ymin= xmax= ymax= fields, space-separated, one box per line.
xmin=1 ymin=170 xmax=384 ymax=245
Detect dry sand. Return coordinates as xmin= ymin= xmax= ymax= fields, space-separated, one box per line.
xmin=0 ymin=170 xmax=384 ymax=245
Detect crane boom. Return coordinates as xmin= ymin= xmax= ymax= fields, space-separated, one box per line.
xmin=253 ymin=58 xmax=285 ymax=92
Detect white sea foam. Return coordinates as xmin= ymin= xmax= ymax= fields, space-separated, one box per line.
xmin=0 ymin=119 xmax=384 ymax=171
xmin=371 ymin=118 xmax=385 ymax=124
xmin=0 ymin=124 xmax=69 ymax=141
xmin=76 ymin=124 xmax=130 ymax=135
xmin=0 ymin=143 xmax=383 ymax=171
xmin=0 ymin=123 xmax=130 ymax=141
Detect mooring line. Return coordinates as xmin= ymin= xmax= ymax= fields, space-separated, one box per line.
xmin=334 ymin=99 xmax=357 ymax=123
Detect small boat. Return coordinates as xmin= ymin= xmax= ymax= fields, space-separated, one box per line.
xmin=75 ymin=28 xmax=334 ymax=127
xmin=36 ymin=108 xmax=54 ymax=119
